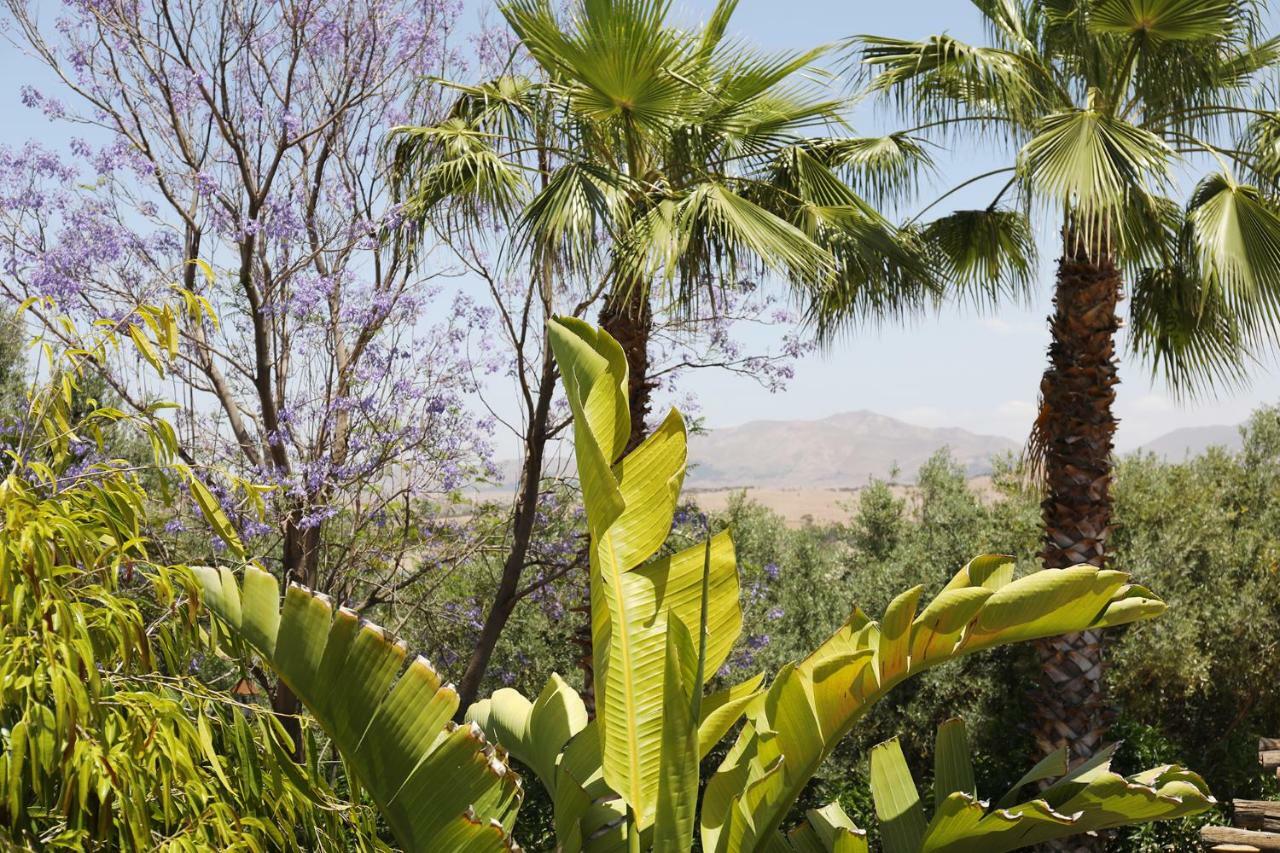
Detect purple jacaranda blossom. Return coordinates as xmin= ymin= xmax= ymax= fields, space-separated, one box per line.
xmin=0 ymin=0 xmax=492 ymax=588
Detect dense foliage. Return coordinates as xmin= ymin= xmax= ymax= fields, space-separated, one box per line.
xmin=447 ymin=423 xmax=1280 ymax=850
xmin=197 ymin=319 xmax=1221 ymax=853
xmin=1 ymin=1 xmax=1279 ymax=851
xmin=0 ymin=320 xmax=384 ymax=850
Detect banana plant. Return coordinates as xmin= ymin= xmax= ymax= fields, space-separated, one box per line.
xmin=195 ymin=318 xmax=1213 ymax=853
xmin=865 ymin=718 xmax=1211 ymax=853
xmin=192 ymin=566 xmax=523 ymax=852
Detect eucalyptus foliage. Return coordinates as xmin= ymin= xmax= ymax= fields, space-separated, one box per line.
xmin=0 ymin=308 xmax=383 ymax=850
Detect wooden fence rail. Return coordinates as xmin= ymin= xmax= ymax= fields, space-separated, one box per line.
xmin=1202 ymin=740 xmax=1280 ymax=851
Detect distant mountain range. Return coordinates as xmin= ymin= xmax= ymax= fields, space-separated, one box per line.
xmin=684 ymin=410 xmax=1017 ymax=489
xmin=1134 ymin=424 xmax=1243 ymax=460
xmin=479 ymin=412 xmax=1246 ymax=497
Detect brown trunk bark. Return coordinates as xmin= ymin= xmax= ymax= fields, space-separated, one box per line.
xmin=1032 ymin=237 xmax=1121 ymax=853
xmin=272 ymin=510 xmax=313 ymax=758
xmin=598 ymin=283 xmax=655 ymax=454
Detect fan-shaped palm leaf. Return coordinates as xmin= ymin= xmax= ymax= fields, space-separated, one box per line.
xmin=1017 ymin=108 xmax=1173 ymax=234
xmin=1186 ymin=172 xmax=1280 ymax=339
xmin=520 ymin=162 xmax=634 ymax=271
xmin=918 ymin=208 xmax=1037 ymax=305
xmin=502 ymin=0 xmax=697 ymax=136
xmin=856 ymin=34 xmax=1054 ymax=129
xmin=1089 ymin=0 xmax=1236 ymax=42
xmin=389 ymin=118 xmax=527 ymax=228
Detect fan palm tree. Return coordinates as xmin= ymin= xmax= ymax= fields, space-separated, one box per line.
xmin=393 ymin=0 xmax=935 ymax=451
xmin=849 ymin=0 xmax=1280 ymax=831
xmin=390 ymin=0 xmax=936 ymax=708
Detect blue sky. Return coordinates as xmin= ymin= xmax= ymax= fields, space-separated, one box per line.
xmin=3 ymin=0 xmax=1280 ymax=451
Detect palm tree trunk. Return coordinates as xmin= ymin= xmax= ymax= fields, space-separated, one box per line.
xmin=598 ymin=283 xmax=655 ymax=454
xmin=1032 ymin=235 xmax=1120 ymax=853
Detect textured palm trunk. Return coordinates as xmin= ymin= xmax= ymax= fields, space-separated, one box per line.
xmin=1032 ymin=236 xmax=1120 ymax=853
xmin=598 ymin=282 xmax=655 ymax=454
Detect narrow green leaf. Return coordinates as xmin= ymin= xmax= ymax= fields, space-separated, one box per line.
xmin=934 ymin=718 xmax=976 ymax=808
xmin=870 ymin=737 xmax=927 ymax=853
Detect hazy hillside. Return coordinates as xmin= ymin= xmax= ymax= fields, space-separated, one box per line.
xmin=472 ymin=413 xmax=1250 ymax=525
xmin=685 ymin=410 xmax=1018 ymax=489
xmin=1136 ymin=424 xmax=1243 ymax=460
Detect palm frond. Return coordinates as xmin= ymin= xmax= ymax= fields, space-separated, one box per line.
xmin=760 ymin=145 xmax=884 ymax=217
xmin=388 ymin=118 xmax=528 ymax=237
xmin=519 ymin=161 xmax=633 ymax=273
xmin=807 ymin=216 xmax=942 ymax=337
xmin=855 ymin=34 xmax=1056 ymax=131
xmin=806 ymin=134 xmax=935 ymax=205
xmin=1185 ymin=172 xmax=1280 ymax=342
xmin=1129 ymin=264 xmax=1251 ymax=397
xmin=1017 ymin=108 xmax=1174 ymax=240
xmin=623 ymin=181 xmax=834 ymax=300
xmin=972 ymin=0 xmax=1036 ymax=52
xmin=708 ymin=44 xmax=835 ymax=109
xmin=695 ymin=0 xmax=739 ymax=61
xmin=1089 ymin=0 xmax=1235 ymax=42
xmin=1240 ymin=109 xmax=1280 ymax=190
xmin=694 ymin=89 xmax=846 ymax=163
xmin=440 ymin=75 xmax=544 ymax=143
xmin=1211 ymin=34 xmax=1280 ymax=88
xmin=501 ymin=0 xmax=697 ymax=138
xmin=919 ymin=208 xmax=1038 ymax=305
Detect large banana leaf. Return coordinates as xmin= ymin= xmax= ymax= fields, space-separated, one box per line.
xmin=869 ymin=718 xmax=1213 ymax=853
xmin=700 ymin=555 xmax=1175 ymax=852
xmin=787 ymin=803 xmax=869 ymax=853
xmin=467 ymin=667 xmax=764 ymax=853
xmin=194 ymin=566 xmax=523 ymax=852
xmin=547 ymin=316 xmax=749 ymax=829
xmin=460 ymin=317 xmax=759 ymax=850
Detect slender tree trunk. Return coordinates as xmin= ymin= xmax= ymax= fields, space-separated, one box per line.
xmin=1032 ymin=234 xmax=1120 ymax=853
xmin=454 ymin=337 xmax=558 ymax=714
xmin=272 ymin=514 xmax=311 ymax=758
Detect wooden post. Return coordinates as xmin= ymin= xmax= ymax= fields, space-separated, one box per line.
xmin=1200 ymin=742 xmax=1280 ymax=849
xmin=1202 ymin=825 xmax=1280 ymax=851
xmin=1236 ymin=801 xmax=1280 ymax=833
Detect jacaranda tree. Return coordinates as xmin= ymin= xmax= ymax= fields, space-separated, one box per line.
xmin=1 ymin=0 xmax=498 ymax=750
xmin=198 ymin=320 xmax=1216 ymax=853
xmin=848 ymin=0 xmax=1280 ymax=806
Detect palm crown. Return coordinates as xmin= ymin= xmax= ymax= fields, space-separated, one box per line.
xmin=853 ymin=0 xmax=1280 ymax=390
xmin=390 ymin=0 xmax=936 ymax=399
xmin=852 ymin=2 xmax=1280 ymax=818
